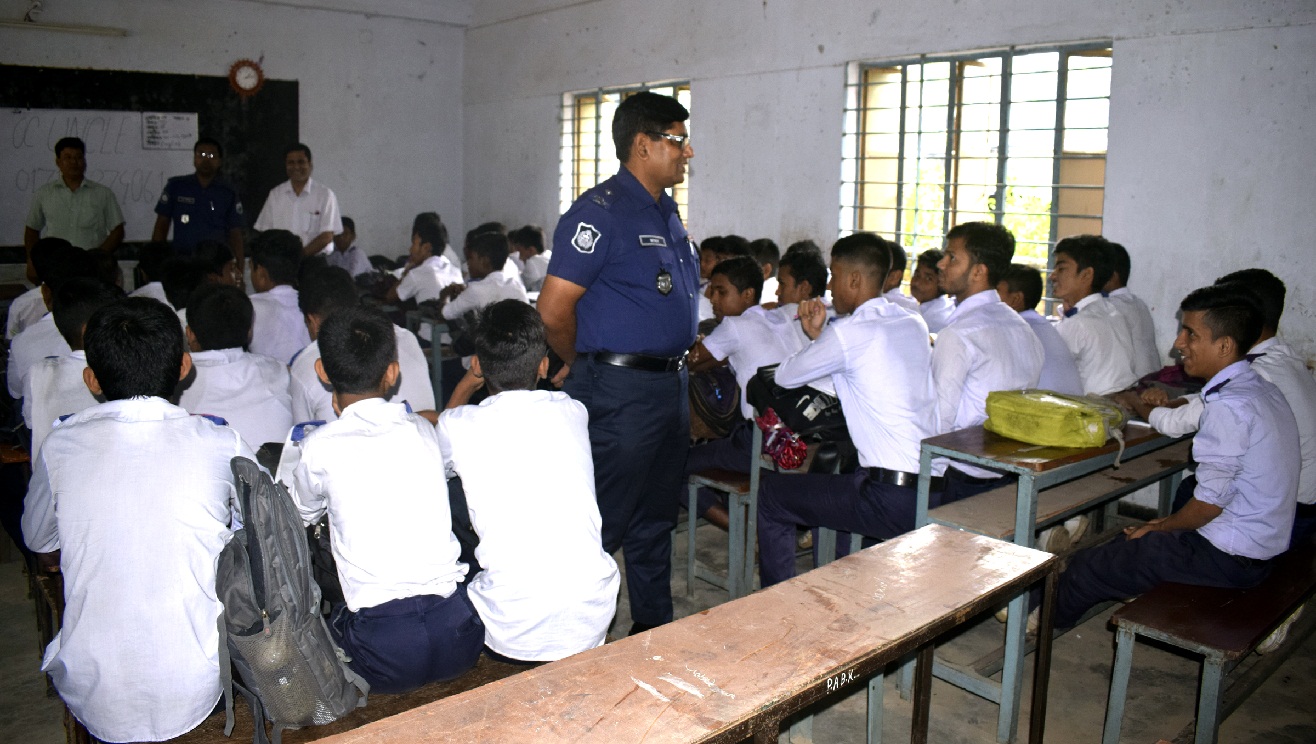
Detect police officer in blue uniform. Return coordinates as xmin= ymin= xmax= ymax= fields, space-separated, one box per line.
xmin=539 ymin=91 xmax=698 ymax=634
xmin=151 ymin=137 xmax=245 ymax=261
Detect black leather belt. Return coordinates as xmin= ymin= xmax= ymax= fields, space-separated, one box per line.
xmin=863 ymin=466 xmax=944 ymax=491
xmin=1296 ymin=502 xmax=1316 ymax=519
xmin=592 ymin=351 xmax=686 ymax=373
xmin=1231 ymin=553 xmax=1271 ymax=569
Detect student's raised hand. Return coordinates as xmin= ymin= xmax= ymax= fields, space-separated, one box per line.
xmin=440 ymin=283 xmax=466 ymax=301
xmin=797 ymin=298 xmax=828 ymax=340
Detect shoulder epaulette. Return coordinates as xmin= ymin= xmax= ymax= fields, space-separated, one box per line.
xmin=290 ymin=420 xmax=327 ymax=443
xmin=195 ymin=413 xmax=229 ymax=426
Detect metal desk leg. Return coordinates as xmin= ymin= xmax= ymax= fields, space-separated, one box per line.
xmin=1158 ymin=470 xmax=1183 ymax=518
xmin=743 ymin=427 xmax=762 ymax=594
xmin=1014 ymin=473 xmax=1039 ymax=549
xmin=867 ymin=674 xmax=884 ymax=744
xmin=1101 ymin=626 xmax=1136 ymax=744
xmin=997 ymin=472 xmax=1039 ymax=743
xmin=686 ymin=483 xmax=699 ymax=596
xmin=915 ymin=447 xmax=935 ymax=527
xmin=817 ymin=528 xmax=837 ymax=566
xmin=727 ymin=491 xmax=745 ymax=600
xmin=1029 ymin=568 xmax=1059 ymax=744
xmin=897 ymin=655 xmax=915 ymax=700
xmin=1194 ymin=656 xmax=1226 ymax=744
xmin=911 ymin=644 xmax=935 ymax=744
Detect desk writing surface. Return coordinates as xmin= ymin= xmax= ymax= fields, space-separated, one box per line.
xmin=923 ymin=424 xmax=1172 ymax=472
xmin=318 ymin=525 xmax=1053 ymax=744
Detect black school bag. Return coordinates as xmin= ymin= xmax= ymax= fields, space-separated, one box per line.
xmin=215 ymin=456 xmax=368 ymax=744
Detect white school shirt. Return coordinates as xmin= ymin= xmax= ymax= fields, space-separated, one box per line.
xmin=252 ymin=178 xmax=342 ymax=252
xmin=521 ymin=251 xmax=552 ymax=292
xmin=248 ymin=284 xmax=311 ymax=364
xmin=7 ymin=313 xmax=71 ymax=400
xmin=6 ymin=285 xmax=46 ymax=340
xmin=288 ymin=325 xmax=436 ymax=423
xmin=919 ymin=295 xmax=955 ymax=334
xmin=22 ymin=397 xmax=252 ymax=743
xmin=178 ymin=348 xmax=294 ymax=447
xmin=441 ymin=272 xmax=530 ymax=321
xmin=396 ymin=254 xmax=463 ymax=304
xmin=775 ymin=297 xmax=938 ymax=474
xmin=22 ymin=351 xmax=98 ymax=457
xmin=500 ymin=259 xmax=527 ymax=291
xmin=326 ymin=243 xmax=373 ymax=277
xmin=1107 ymin=287 xmax=1161 ymax=377
xmin=1054 ymin=293 xmax=1140 ymax=396
xmin=883 ymin=288 xmax=920 ymax=313
xmin=701 ymin=304 xmax=812 ymax=419
xmin=439 ymin=390 xmax=619 ymax=661
xmin=290 ymin=398 xmax=466 ymax=612
xmin=129 ymin=280 xmax=173 ymax=308
xmin=1193 ymin=361 xmax=1300 ymax=559
xmin=1019 ymin=310 xmax=1084 ymax=396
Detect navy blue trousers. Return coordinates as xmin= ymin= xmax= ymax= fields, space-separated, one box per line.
xmin=329 ymin=587 xmax=484 ymax=694
xmin=565 ymin=357 xmax=688 ymax=626
xmin=684 ymin=419 xmax=755 ymax=516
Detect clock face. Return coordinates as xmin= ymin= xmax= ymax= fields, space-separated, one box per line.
xmin=235 ymin=67 xmax=259 ymax=90
xmin=229 ymin=60 xmax=264 ymax=97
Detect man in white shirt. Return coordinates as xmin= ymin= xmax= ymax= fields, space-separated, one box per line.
xmin=910 ymin=248 xmax=954 ymax=333
xmin=248 ymin=230 xmax=311 ymax=364
xmin=1050 ymin=235 xmax=1140 ymax=395
xmin=388 ymin=213 xmax=463 ymax=305
xmin=1103 ymin=241 xmax=1162 ymax=377
xmin=23 ymin=297 xmax=255 ymax=742
xmin=439 ymin=232 xmax=530 ymax=324
xmin=756 ymin=234 xmax=939 ymax=587
xmin=996 ymin=263 xmax=1084 ymax=396
xmin=253 ymin=143 xmax=342 ymax=258
xmin=881 ymin=242 xmax=920 ymax=313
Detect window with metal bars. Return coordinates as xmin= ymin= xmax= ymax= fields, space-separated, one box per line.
xmin=840 ymin=45 xmax=1112 ymax=284
xmin=559 ymin=83 xmax=691 ymax=216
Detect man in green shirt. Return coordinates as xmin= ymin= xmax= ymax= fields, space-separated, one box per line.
xmin=23 ymin=137 xmax=125 ymax=283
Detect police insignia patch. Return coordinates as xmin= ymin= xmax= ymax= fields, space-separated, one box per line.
xmin=572 ymin=222 xmax=601 ymax=253
xmin=656 ymin=269 xmax=673 ymax=295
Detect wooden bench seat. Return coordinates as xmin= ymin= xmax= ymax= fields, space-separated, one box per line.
xmin=1102 ymin=538 xmax=1316 ymax=744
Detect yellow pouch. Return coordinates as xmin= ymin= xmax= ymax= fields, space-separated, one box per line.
xmin=985 ymin=389 xmax=1128 ymax=452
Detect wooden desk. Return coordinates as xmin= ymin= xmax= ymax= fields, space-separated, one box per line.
xmin=317 ymin=525 xmax=1058 ymax=744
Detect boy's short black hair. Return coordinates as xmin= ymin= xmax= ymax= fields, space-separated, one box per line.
xmin=704 ymin=234 xmax=752 ymax=260
xmin=162 ymin=258 xmax=208 ymax=309
xmin=778 ymin=249 xmax=828 ymax=299
xmin=945 ymin=221 xmax=1016 ymax=285
xmin=830 ymin=232 xmax=891 ymax=279
xmin=298 ymin=265 xmax=359 ymax=317
xmin=1107 ymin=241 xmax=1132 ymax=286
xmin=473 ymin=300 xmax=547 ymax=394
xmin=32 ymin=238 xmax=93 ymax=289
xmin=251 ymin=230 xmax=302 ymax=285
xmin=710 ymin=256 xmax=764 ymax=303
xmin=1180 ymin=283 xmax=1264 ymax=355
xmin=999 ymin=263 xmax=1046 ymax=310
xmin=749 ymin=238 xmax=781 ymax=273
xmin=341 ymin=216 xmax=355 ymax=233
xmin=784 ymin=239 xmax=823 ymax=260
xmin=318 ymin=306 xmax=397 ymax=396
xmin=916 ymin=249 xmax=944 ymax=272
xmin=1215 ymin=268 xmax=1285 ymax=333
xmin=90 ymin=250 xmax=121 ymax=287
xmin=136 ymin=241 xmax=174 ymax=283
xmin=412 ymin=212 xmax=448 ymax=251
xmin=467 ymin=231 xmax=510 ymax=271
xmin=186 ymin=284 xmax=253 ymax=351
xmin=888 ymin=242 xmax=907 ymax=274
xmin=193 ymin=239 xmax=234 ymax=277
xmin=52 ymin=278 xmax=125 ymax=349
xmin=507 ymin=225 xmax=545 ymax=254
xmin=1053 ymin=235 xmax=1115 ymax=293
xmin=84 ymin=297 xmax=186 ymax=401
xmin=612 ymin=90 xmax=689 ymax=163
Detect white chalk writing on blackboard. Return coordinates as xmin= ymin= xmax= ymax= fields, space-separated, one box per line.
xmin=142 ymin=112 xmax=198 ymax=150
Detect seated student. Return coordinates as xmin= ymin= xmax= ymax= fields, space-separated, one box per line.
xmin=1050 ymin=234 xmax=1139 ymax=395
xmin=387 ymin=213 xmax=463 ymax=304
xmin=932 ymin=223 xmax=1043 ymax=500
xmin=439 ymin=231 xmax=530 ymax=323
xmin=756 ymin=233 xmax=939 ymax=587
xmin=749 ymin=238 xmax=781 ymax=308
xmin=8 ymin=240 xmax=95 ymax=401
xmin=249 ymin=229 xmax=311 ymax=364
xmin=1052 ymin=284 xmax=1300 ymax=629
xmin=880 ymin=242 xmax=920 ymax=312
xmin=508 ymin=225 xmax=551 ymax=292
xmin=291 ymin=265 xmax=435 ymax=422
xmin=910 ymin=248 xmax=954 ymax=333
xmin=290 ymin=306 xmax=482 ymax=693
xmin=469 ymin=222 xmax=525 ymax=290
xmin=194 ymin=238 xmax=243 ymax=287
xmin=162 ymin=257 xmax=209 ymax=329
xmin=326 ymin=216 xmax=373 ymax=278
xmin=178 ymin=284 xmax=294 ymax=447
xmin=22 ymin=296 xmax=255 ymax=742
xmin=438 ymin=301 xmax=619 ymax=662
xmin=996 ymin=263 xmax=1084 ymax=396
xmin=1103 ymin=240 xmax=1162 ymax=377
xmin=696 ymin=235 xmax=753 ymax=321
xmin=128 ymin=241 xmax=175 ymax=306
xmin=23 ymin=278 xmax=124 ymax=455
xmin=7 ymin=239 xmax=74 ymax=341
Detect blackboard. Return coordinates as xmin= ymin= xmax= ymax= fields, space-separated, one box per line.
xmin=0 ymin=64 xmax=298 ymax=250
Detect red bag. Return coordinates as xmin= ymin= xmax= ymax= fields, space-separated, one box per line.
xmin=755 ymin=408 xmax=808 ymax=470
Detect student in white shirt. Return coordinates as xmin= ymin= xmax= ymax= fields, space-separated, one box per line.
xmin=1103 ymin=241 xmax=1162 ymax=377
xmin=7 ymin=285 xmax=47 ymax=341
xmin=438 ymin=231 xmax=530 ymax=324
xmin=756 ymin=234 xmax=940 ymax=587
xmin=910 ymin=248 xmax=954 ymax=333
xmin=466 ymin=222 xmax=526 ymax=292
xmin=127 ymin=240 xmax=175 ymax=307
xmin=290 ymin=265 xmax=435 ymax=423
xmin=23 ymin=278 xmax=122 ymax=456
xmin=439 ymin=300 xmax=619 ymax=662
xmin=696 ymin=235 xmax=752 ymax=322
xmin=248 ymin=230 xmax=310 ymax=364
xmin=1050 ymin=235 xmax=1140 ymax=395
xmin=508 ymin=224 xmax=552 ymax=292
xmin=387 ymin=213 xmax=463 ymax=305
xmin=7 ymin=240 xmax=94 ymax=400
xmin=749 ymin=238 xmax=781 ymax=309
xmin=23 ymin=296 xmax=254 ymax=742
xmin=326 ymin=216 xmax=373 ymax=278
xmin=289 ymin=306 xmax=482 ymax=693
xmin=178 ymin=284 xmax=293 ymax=447
xmin=881 ymin=242 xmax=920 ymax=313
xmin=252 ymin=143 xmax=342 ymax=258
xmin=996 ymin=263 xmax=1084 ymax=396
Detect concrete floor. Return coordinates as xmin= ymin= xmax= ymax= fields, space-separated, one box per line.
xmin=2 ymin=524 xmax=1314 ymax=743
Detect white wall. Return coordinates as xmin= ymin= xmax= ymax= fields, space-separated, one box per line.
xmin=464 ymin=0 xmax=1316 ymax=361
xmin=0 ymin=0 xmax=469 ymax=255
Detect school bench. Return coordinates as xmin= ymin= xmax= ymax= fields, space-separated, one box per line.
xmin=1102 ymin=537 xmax=1316 ymax=744
xmin=314 ymin=524 xmax=1059 ymax=744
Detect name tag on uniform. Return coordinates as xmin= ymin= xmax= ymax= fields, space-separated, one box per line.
xmin=177 ymin=196 xmax=196 ymax=205
xmin=639 ymin=235 xmax=667 ymax=248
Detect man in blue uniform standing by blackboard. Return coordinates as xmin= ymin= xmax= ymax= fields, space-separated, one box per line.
xmin=539 ymin=91 xmax=698 ymax=634
xmin=152 ymin=137 xmax=244 ymax=264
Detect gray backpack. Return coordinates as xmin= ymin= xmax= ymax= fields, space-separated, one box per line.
xmin=216 ymin=456 xmax=368 ymax=744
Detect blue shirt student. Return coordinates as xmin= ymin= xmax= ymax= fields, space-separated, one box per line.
xmin=154 ymin=174 xmax=244 ymax=254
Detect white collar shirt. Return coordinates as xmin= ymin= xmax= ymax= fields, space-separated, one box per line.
xmin=129 ymin=281 xmax=173 ymax=308
xmin=288 ymin=326 xmax=436 ymax=423
xmin=6 ymin=285 xmax=47 ymax=340
xmin=178 ymin=348 xmax=294 ymax=448
xmin=440 ymin=272 xmax=529 ymax=321
xmin=1054 ymin=293 xmax=1140 ymax=395
xmin=521 ymin=251 xmax=552 ymax=292
xmin=396 ymin=254 xmax=463 ymax=304
xmin=252 ymin=178 xmax=342 ymax=252
xmin=248 ymin=284 xmax=310 ymax=364
xmin=1194 ymin=361 xmax=1300 ymax=559
xmin=21 ymin=397 xmax=251 ymax=742
xmin=290 ymin=398 xmax=466 ymax=611
xmin=7 ymin=312 xmax=71 ymax=400
xmin=22 ymin=350 xmax=98 ymax=457
xmin=919 ymin=295 xmax=955 ymax=333
xmin=775 ymin=297 xmax=937 ymax=473
xmin=1107 ymin=287 xmax=1162 ymax=377
xmin=438 ymin=390 xmax=619 ymax=661
xmin=1019 ymin=310 xmax=1084 ymax=396
xmin=701 ymin=304 xmax=813 ymax=418
xmin=326 ymin=243 xmax=373 ymax=277
xmin=883 ymin=288 xmax=920 ymax=313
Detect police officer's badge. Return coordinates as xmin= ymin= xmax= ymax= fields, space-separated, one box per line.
xmin=656 ymin=269 xmax=673 ymax=296
xmin=572 ymin=222 xmax=601 ymax=254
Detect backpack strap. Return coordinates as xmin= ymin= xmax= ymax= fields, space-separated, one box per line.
xmin=218 ymin=613 xmax=235 ymax=736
